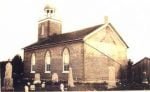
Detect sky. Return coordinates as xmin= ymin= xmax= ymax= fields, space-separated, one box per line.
xmin=0 ymin=0 xmax=150 ymax=63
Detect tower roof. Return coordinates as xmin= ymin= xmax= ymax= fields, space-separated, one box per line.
xmin=44 ymin=4 xmax=54 ymax=11
xmin=44 ymin=3 xmax=55 ymax=17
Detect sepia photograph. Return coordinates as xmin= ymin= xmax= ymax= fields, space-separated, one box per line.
xmin=0 ymin=0 xmax=150 ymax=91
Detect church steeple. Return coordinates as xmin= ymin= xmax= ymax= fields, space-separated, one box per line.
xmin=44 ymin=4 xmax=55 ymax=18
xmin=38 ymin=3 xmax=62 ymax=41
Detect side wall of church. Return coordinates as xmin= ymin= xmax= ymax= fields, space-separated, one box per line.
xmin=24 ymin=42 xmax=84 ymax=81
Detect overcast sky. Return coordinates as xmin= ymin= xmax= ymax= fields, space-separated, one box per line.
xmin=0 ymin=0 xmax=150 ymax=63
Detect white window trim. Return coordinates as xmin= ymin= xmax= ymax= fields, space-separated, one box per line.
xmin=31 ymin=53 xmax=36 ymax=73
xmin=45 ymin=63 xmax=51 ymax=73
xmin=30 ymin=64 xmax=35 ymax=73
xmin=30 ymin=71 xmax=35 ymax=73
xmin=62 ymin=63 xmax=69 ymax=73
xmin=44 ymin=51 xmax=51 ymax=73
xmin=62 ymin=71 xmax=69 ymax=73
xmin=62 ymin=48 xmax=69 ymax=73
xmin=45 ymin=71 xmax=51 ymax=73
xmin=45 ymin=64 xmax=51 ymax=73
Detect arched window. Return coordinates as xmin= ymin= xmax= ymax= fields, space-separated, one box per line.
xmin=41 ymin=25 xmax=44 ymax=35
xmin=63 ymin=48 xmax=70 ymax=73
xmin=31 ymin=53 xmax=36 ymax=73
xmin=45 ymin=51 xmax=51 ymax=73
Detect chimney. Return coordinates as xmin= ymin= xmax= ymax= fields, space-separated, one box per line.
xmin=104 ymin=16 xmax=109 ymax=24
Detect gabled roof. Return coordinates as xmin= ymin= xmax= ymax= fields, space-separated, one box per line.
xmin=83 ymin=23 xmax=129 ymax=48
xmin=133 ymin=57 xmax=150 ymax=67
xmin=109 ymin=23 xmax=129 ymax=48
xmin=24 ymin=24 xmax=103 ymax=50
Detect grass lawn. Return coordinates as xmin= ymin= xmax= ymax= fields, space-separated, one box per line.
xmin=2 ymin=80 xmax=108 ymax=91
xmin=1 ymin=79 xmax=150 ymax=91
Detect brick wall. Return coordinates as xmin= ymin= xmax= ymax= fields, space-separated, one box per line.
xmin=24 ymin=42 xmax=84 ymax=81
xmin=83 ymin=25 xmax=127 ymax=83
xmin=38 ymin=19 xmax=62 ymax=40
xmin=83 ymin=43 xmax=121 ymax=84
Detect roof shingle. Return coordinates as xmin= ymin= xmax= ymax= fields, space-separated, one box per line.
xmin=24 ymin=24 xmax=103 ymax=49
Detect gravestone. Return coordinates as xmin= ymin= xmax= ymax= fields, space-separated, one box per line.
xmin=33 ymin=73 xmax=41 ymax=84
xmin=24 ymin=85 xmax=29 ymax=92
xmin=68 ymin=67 xmax=75 ymax=87
xmin=60 ymin=83 xmax=64 ymax=92
xmin=30 ymin=84 xmax=35 ymax=91
xmin=2 ymin=62 xmax=14 ymax=91
xmin=41 ymin=82 xmax=45 ymax=88
xmin=52 ymin=73 xmax=59 ymax=83
xmin=27 ymin=82 xmax=30 ymax=86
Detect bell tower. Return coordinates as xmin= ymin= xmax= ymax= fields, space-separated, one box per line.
xmin=38 ymin=4 xmax=62 ymax=41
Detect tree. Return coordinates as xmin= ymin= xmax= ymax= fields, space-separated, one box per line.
xmin=11 ymin=54 xmax=23 ymax=74
xmin=127 ymin=59 xmax=133 ymax=84
xmin=11 ymin=54 xmax=24 ymax=83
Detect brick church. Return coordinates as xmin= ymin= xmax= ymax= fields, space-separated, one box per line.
xmin=24 ymin=4 xmax=128 ymax=86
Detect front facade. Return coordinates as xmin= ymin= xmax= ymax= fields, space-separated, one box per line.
xmin=83 ymin=24 xmax=128 ymax=83
xmin=24 ymin=4 xmax=128 ymax=86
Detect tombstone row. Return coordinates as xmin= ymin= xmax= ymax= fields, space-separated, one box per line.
xmin=25 ymin=67 xmax=74 ymax=91
xmin=24 ymin=82 xmax=65 ymax=92
xmin=33 ymin=67 xmax=74 ymax=86
xmin=2 ymin=62 xmax=74 ymax=91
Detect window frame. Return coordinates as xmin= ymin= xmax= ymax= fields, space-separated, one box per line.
xmin=45 ymin=51 xmax=51 ymax=73
xmin=62 ymin=48 xmax=70 ymax=73
xmin=31 ymin=53 xmax=36 ymax=73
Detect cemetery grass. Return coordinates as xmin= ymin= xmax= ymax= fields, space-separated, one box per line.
xmin=13 ymin=80 xmax=109 ymax=91
xmin=4 ymin=79 xmax=150 ymax=91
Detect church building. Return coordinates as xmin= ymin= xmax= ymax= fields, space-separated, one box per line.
xmin=24 ymin=4 xmax=128 ymax=86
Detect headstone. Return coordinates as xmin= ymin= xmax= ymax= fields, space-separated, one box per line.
xmin=5 ymin=62 xmax=12 ymax=79
xmin=41 ymin=82 xmax=45 ymax=88
xmin=27 ymin=82 xmax=30 ymax=86
xmin=60 ymin=83 xmax=64 ymax=92
xmin=24 ymin=85 xmax=29 ymax=92
xmin=64 ymin=88 xmax=68 ymax=91
xmin=33 ymin=73 xmax=41 ymax=84
xmin=30 ymin=84 xmax=35 ymax=91
xmin=52 ymin=73 xmax=58 ymax=83
xmin=68 ymin=67 xmax=75 ymax=87
xmin=2 ymin=62 xmax=14 ymax=91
